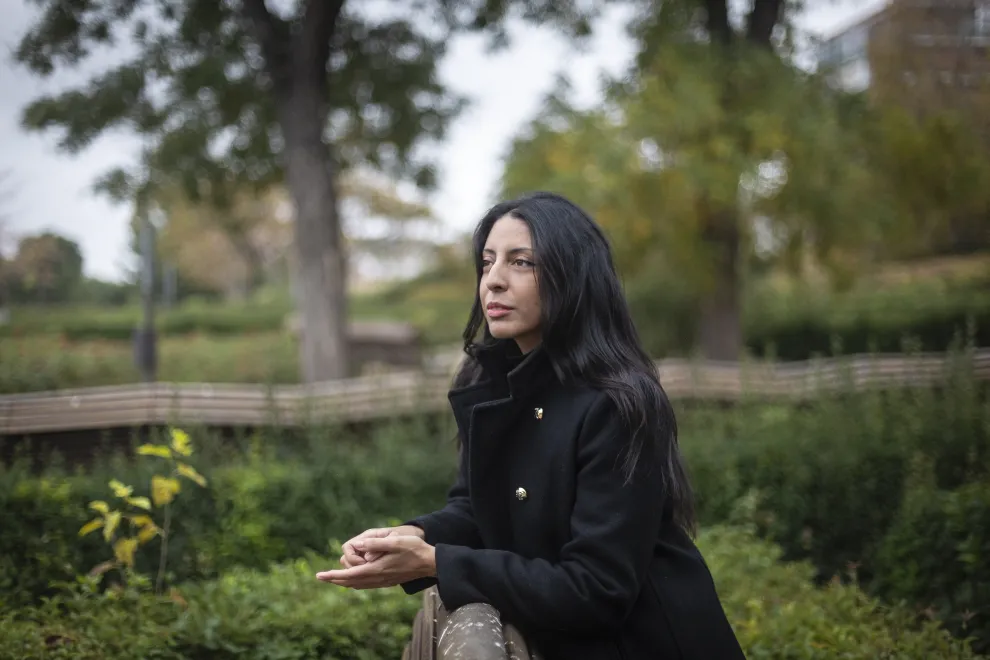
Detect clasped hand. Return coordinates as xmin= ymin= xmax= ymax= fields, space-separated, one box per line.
xmin=316 ymin=525 xmax=436 ymax=590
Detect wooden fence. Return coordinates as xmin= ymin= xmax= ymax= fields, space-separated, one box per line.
xmin=1 ymin=350 xmax=988 ymax=436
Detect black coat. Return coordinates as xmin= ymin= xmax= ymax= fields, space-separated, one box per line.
xmin=403 ymin=342 xmax=745 ymax=660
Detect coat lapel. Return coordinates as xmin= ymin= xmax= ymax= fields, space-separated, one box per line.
xmin=447 ymin=342 xmax=557 ymax=547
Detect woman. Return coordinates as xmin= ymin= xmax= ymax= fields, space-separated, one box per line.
xmin=317 ymin=192 xmax=745 ymax=659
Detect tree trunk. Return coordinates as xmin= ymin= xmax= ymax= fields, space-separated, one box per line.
xmin=280 ymin=95 xmax=350 ymax=382
xmin=241 ymin=0 xmax=349 ymax=382
xmin=229 ymin=232 xmax=266 ymax=295
xmin=697 ymin=208 xmax=742 ymax=361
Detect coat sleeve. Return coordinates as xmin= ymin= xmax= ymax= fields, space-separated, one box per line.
xmin=400 ymin=439 xmax=484 ymax=595
xmin=432 ymin=393 xmax=666 ymax=633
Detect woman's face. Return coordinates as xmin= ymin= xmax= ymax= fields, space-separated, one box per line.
xmin=480 ymin=214 xmax=542 ymax=353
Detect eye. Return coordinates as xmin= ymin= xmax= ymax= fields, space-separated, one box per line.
xmin=513 ymin=258 xmax=534 ymax=268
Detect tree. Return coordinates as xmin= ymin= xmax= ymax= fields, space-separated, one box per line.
xmin=504 ymin=1 xmax=893 ymax=360
xmin=8 ymin=231 xmax=85 ymax=304
xmin=147 ymin=184 xmax=290 ymax=299
xmin=502 ymin=4 xmax=895 ymax=359
xmin=147 ymin=171 xmax=436 ymax=298
xmin=863 ymin=1 xmax=990 ymax=256
xmin=14 ymin=0 xmax=597 ymax=381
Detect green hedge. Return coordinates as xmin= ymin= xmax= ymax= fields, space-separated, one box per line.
xmin=678 ymin=354 xmax=990 ymax=652
xmin=2 ymin=358 xmax=989 ymax=649
xmin=0 ymin=558 xmax=417 ymax=660
xmin=0 ymin=418 xmax=458 ymax=611
xmin=3 ymin=277 xmax=989 ymax=363
xmin=0 ymin=526 xmax=978 ymax=660
xmin=744 ymin=289 xmax=990 ymax=360
xmin=871 ymin=467 xmax=990 ymax=647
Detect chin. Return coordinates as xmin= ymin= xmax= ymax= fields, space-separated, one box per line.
xmin=487 ymin=321 xmax=518 ymax=340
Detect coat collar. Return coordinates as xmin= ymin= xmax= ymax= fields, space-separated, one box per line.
xmin=446 ymin=340 xmax=558 ymax=439
xmin=452 ymin=340 xmax=556 ymax=401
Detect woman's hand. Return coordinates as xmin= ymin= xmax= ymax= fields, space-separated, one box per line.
xmin=340 ymin=525 xmax=425 ymax=568
xmin=317 ymin=535 xmax=436 ymax=590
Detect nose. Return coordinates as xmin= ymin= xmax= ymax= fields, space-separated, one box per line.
xmin=485 ymin=259 xmax=507 ymax=292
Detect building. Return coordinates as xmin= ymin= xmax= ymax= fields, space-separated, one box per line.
xmin=817 ymin=0 xmax=990 ymax=105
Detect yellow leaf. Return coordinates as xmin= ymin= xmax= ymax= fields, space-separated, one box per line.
xmin=137 ymin=525 xmax=160 ymax=544
xmin=88 ymin=500 xmax=109 ymax=514
xmin=170 ymin=428 xmax=192 ymax=456
xmin=176 ymin=462 xmax=207 ymax=488
xmin=126 ymin=496 xmax=152 ymax=511
xmin=113 ymin=537 xmax=139 ymax=567
xmin=109 ymin=480 xmax=133 ymax=498
xmin=79 ymin=518 xmax=104 ymax=537
xmin=137 ymin=444 xmax=173 ymax=459
xmin=128 ymin=514 xmax=155 ymax=528
xmin=151 ymin=476 xmax=181 ymax=507
xmin=103 ymin=511 xmax=122 ymax=542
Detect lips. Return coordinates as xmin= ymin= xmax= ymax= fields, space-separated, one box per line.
xmin=486 ymin=302 xmax=513 ymax=319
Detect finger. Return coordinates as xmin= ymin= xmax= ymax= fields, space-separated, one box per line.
xmin=316 ymin=563 xmax=376 ymax=582
xmin=341 ymin=542 xmax=368 ymax=566
xmin=331 ymin=577 xmax=395 ymax=590
xmin=356 ymin=528 xmax=390 ymax=540
xmin=359 ymin=537 xmax=403 ymax=554
xmin=363 ymin=551 xmax=382 ymax=562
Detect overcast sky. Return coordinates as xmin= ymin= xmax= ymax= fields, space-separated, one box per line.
xmin=0 ymin=0 xmax=886 ymax=282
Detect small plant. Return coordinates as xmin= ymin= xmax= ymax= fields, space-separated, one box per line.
xmin=79 ymin=427 xmax=208 ymax=594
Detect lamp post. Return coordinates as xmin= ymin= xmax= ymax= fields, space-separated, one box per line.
xmin=134 ymin=206 xmax=164 ymax=383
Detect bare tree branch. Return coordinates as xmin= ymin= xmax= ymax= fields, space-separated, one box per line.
xmin=297 ymin=0 xmax=346 ymax=89
xmin=746 ymin=0 xmax=783 ymax=48
xmin=240 ymin=0 xmax=290 ymax=87
xmin=704 ymin=0 xmax=732 ymax=46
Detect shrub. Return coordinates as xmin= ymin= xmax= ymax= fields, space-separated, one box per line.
xmin=872 ymin=464 xmax=990 ymax=654
xmin=2 ymin=357 xmax=989 ymax=649
xmin=744 ymin=285 xmax=990 ymax=360
xmin=0 ymin=526 xmax=978 ymax=660
xmin=0 ymin=418 xmax=459 ymax=608
xmin=678 ymin=356 xmax=990 ymax=650
xmin=0 ymin=557 xmax=416 ymax=660
xmin=700 ymin=524 xmax=979 ymax=659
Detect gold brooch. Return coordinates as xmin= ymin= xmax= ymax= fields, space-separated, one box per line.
xmin=534 ymin=407 xmax=543 ymax=420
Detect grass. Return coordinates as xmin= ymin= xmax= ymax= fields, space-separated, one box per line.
xmin=0 ymin=333 xmax=300 ymax=393
xmin=0 ymin=253 xmax=987 ymax=393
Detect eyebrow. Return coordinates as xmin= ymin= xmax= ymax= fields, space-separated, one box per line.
xmin=482 ymin=247 xmax=533 ymax=256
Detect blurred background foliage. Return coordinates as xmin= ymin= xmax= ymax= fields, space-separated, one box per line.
xmin=2 ymin=0 xmax=990 ymax=657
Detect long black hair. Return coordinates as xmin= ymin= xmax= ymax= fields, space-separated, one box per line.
xmin=456 ymin=191 xmax=696 ymax=534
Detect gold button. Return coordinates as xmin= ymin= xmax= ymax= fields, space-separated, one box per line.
xmin=534 ymin=407 xmax=543 ymax=420
xmin=515 ymin=487 xmax=528 ymax=501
